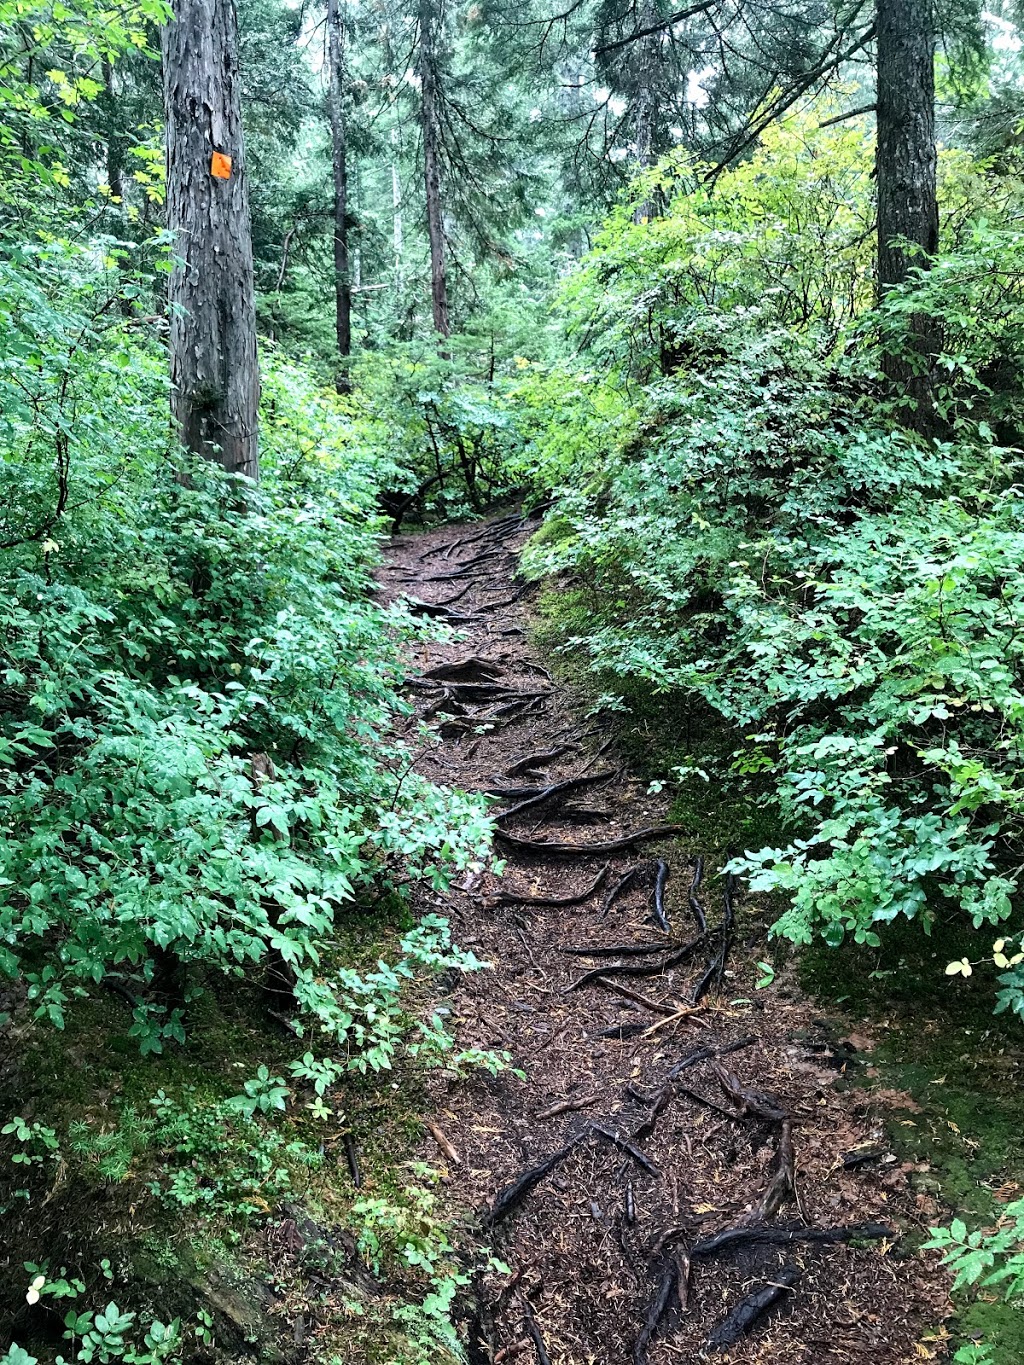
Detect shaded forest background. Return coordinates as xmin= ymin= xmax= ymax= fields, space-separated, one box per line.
xmin=6 ymin=0 xmax=1024 ymax=1360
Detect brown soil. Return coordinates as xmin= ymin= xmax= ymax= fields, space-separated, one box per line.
xmin=379 ymin=509 xmax=952 ymax=1365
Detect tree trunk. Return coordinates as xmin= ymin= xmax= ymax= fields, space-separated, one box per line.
xmin=629 ymin=1 xmax=661 ymax=222
xmin=875 ymin=0 xmax=938 ymax=422
xmin=876 ymin=0 xmax=937 ymax=289
xmin=417 ymin=0 xmax=451 ymax=338
xmin=162 ymin=0 xmax=260 ymax=480
xmin=101 ymin=58 xmax=125 ymax=203
xmin=632 ymin=1 xmax=659 ymax=169
xmin=327 ymin=0 xmax=352 ymax=390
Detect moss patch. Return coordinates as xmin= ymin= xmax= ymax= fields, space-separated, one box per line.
xmin=0 ymin=891 xmax=463 ymax=1365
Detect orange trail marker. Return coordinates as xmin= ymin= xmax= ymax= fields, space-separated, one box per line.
xmin=210 ymin=151 xmax=232 ymax=180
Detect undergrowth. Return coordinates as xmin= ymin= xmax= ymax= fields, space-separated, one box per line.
xmin=513 ymin=107 xmax=1024 ymax=1361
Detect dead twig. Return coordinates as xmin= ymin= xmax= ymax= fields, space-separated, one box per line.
xmin=425 ymin=1121 xmax=461 ymax=1166
xmin=534 ymin=1091 xmax=603 ymax=1121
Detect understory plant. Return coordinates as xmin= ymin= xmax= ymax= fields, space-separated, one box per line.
xmin=0 ymin=236 xmax=494 ymax=1049
xmin=513 ymin=107 xmax=1024 ymax=1011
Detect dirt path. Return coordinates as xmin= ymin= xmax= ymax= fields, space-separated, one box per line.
xmin=380 ymin=510 xmax=949 ymax=1365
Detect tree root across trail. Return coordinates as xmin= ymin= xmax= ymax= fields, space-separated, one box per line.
xmin=379 ymin=512 xmax=949 ymax=1365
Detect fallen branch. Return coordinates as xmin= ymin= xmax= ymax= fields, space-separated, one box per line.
xmin=640 ymin=1005 xmax=707 ymax=1037
xmin=676 ymin=1251 xmax=691 ymax=1313
xmin=706 ymin=1266 xmax=801 ymax=1351
xmin=535 ymin=1091 xmax=603 ymax=1121
xmin=591 ymin=1121 xmax=660 ymax=1176
xmin=425 ymin=1121 xmax=461 ymax=1166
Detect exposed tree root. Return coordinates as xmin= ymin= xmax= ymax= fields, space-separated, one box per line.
xmin=504 ymin=746 xmax=575 ymax=776
xmin=487 ymin=1132 xmax=588 ymax=1225
xmin=495 ymin=825 xmax=685 ymax=857
xmin=633 ymin=1258 xmax=679 ymax=1365
xmin=690 ymin=1220 xmax=893 ymax=1260
xmin=705 ymin=1265 xmax=801 ymax=1351
xmin=496 ymin=770 xmax=617 ymax=825
xmin=479 ymin=862 xmax=611 ymax=909
xmin=564 ymin=934 xmax=706 ymax=993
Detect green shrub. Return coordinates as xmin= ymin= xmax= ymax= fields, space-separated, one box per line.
xmin=514 ymin=110 xmax=1024 ymax=1012
xmin=0 ymin=236 xmax=493 ymax=1050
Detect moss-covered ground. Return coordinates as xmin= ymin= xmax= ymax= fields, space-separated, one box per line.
xmin=0 ymin=890 xmax=463 ymax=1365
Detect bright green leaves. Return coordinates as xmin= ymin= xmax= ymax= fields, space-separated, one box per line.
xmin=925 ymin=1199 xmax=1024 ymax=1306
xmin=0 ymin=0 xmax=171 ymax=203
xmin=516 ymin=108 xmax=1024 ymax=1011
xmin=0 ymin=242 xmax=495 ymax=1052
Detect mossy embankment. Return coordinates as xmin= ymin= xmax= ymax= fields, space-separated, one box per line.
xmin=0 ymin=890 xmax=460 ymax=1365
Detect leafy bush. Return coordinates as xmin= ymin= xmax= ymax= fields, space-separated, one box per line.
xmin=514 ymin=110 xmax=1024 ymax=1008
xmin=0 ymin=236 xmax=493 ymax=1049
xmin=355 ymin=347 xmax=521 ymax=526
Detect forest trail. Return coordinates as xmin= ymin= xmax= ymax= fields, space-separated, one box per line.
xmin=379 ymin=511 xmax=948 ymax=1365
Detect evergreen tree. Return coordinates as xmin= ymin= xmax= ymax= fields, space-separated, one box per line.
xmin=162 ymin=0 xmax=260 ymax=477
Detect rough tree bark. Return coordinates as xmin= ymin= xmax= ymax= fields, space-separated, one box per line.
xmin=630 ymin=1 xmax=661 ymax=222
xmin=417 ymin=0 xmax=451 ymax=338
xmin=327 ymin=0 xmax=352 ymax=390
xmin=875 ymin=0 xmax=938 ymax=417
xmin=631 ymin=0 xmax=660 ymax=168
xmin=162 ymin=0 xmax=260 ymax=480
xmin=876 ymin=0 xmax=937 ymax=287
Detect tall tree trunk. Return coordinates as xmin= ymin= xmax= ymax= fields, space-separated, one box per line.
xmin=631 ymin=1 xmax=659 ymax=168
xmin=876 ymin=0 xmax=938 ymax=421
xmin=162 ymin=0 xmax=260 ymax=480
xmin=101 ymin=58 xmax=125 ymax=203
xmin=417 ymin=0 xmax=450 ymax=338
xmin=391 ymin=134 xmax=404 ymax=276
xmin=628 ymin=1 xmax=661 ymax=222
xmin=327 ymin=0 xmax=352 ymax=390
xmin=876 ymin=0 xmax=937 ymax=288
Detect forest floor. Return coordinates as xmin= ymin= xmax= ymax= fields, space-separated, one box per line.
xmin=378 ymin=509 xmax=956 ymax=1365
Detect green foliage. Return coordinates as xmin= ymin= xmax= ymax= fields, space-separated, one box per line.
xmin=515 ymin=111 xmax=1024 ymax=1009
xmin=926 ymin=1204 xmax=1024 ymax=1300
xmin=0 ymin=0 xmax=169 ymax=206
xmin=0 ymin=236 xmax=493 ymax=1050
xmin=355 ymin=348 xmax=521 ymax=524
